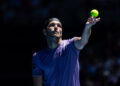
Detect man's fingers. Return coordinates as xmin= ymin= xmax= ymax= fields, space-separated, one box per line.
xmin=96 ymin=17 xmax=100 ymax=22
xmin=88 ymin=17 xmax=100 ymax=22
xmin=87 ymin=17 xmax=100 ymax=25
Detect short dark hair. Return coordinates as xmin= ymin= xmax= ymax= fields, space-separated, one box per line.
xmin=43 ymin=17 xmax=61 ymax=29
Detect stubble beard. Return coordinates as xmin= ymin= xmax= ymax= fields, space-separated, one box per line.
xmin=46 ymin=33 xmax=62 ymax=43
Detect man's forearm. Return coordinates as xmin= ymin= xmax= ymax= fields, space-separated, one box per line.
xmin=80 ymin=25 xmax=91 ymax=45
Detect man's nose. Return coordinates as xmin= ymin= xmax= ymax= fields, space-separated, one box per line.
xmin=54 ymin=25 xmax=58 ymax=30
xmin=54 ymin=24 xmax=57 ymax=28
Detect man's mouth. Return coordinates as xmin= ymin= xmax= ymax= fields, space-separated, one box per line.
xmin=54 ymin=32 xmax=59 ymax=34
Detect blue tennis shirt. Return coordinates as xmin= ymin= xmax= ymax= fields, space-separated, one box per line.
xmin=32 ymin=37 xmax=81 ymax=86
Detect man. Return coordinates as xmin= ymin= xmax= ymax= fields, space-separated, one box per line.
xmin=32 ymin=17 xmax=100 ymax=86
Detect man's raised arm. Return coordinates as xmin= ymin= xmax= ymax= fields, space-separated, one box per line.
xmin=74 ymin=17 xmax=100 ymax=50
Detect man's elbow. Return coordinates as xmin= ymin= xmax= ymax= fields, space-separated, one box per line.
xmin=83 ymin=40 xmax=88 ymax=45
xmin=79 ymin=41 xmax=88 ymax=50
xmin=74 ymin=39 xmax=88 ymax=50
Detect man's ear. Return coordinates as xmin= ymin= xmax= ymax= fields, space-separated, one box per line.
xmin=43 ymin=29 xmax=47 ymax=36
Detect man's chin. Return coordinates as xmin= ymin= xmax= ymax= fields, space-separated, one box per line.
xmin=47 ymin=35 xmax=62 ymax=38
xmin=54 ymin=35 xmax=62 ymax=38
xmin=52 ymin=34 xmax=62 ymax=37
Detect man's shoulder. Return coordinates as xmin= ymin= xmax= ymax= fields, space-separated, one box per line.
xmin=63 ymin=37 xmax=79 ymax=44
xmin=70 ymin=37 xmax=81 ymax=41
xmin=60 ymin=37 xmax=78 ymax=48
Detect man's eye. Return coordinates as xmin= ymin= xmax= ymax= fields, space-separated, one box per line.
xmin=49 ymin=24 xmax=55 ymax=27
xmin=57 ymin=24 xmax=62 ymax=27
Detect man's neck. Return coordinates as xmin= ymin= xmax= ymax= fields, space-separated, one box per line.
xmin=46 ymin=37 xmax=62 ymax=49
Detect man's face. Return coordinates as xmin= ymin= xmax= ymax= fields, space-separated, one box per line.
xmin=45 ymin=20 xmax=62 ymax=38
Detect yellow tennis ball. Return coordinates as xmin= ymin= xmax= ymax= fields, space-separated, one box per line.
xmin=90 ymin=9 xmax=99 ymax=17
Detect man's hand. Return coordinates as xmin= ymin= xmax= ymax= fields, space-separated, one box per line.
xmin=86 ymin=17 xmax=100 ymax=28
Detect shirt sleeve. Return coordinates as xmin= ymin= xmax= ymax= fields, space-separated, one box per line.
xmin=68 ymin=37 xmax=81 ymax=51
xmin=32 ymin=52 xmax=43 ymax=76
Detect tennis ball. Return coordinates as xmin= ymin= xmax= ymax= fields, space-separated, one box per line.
xmin=90 ymin=9 xmax=99 ymax=17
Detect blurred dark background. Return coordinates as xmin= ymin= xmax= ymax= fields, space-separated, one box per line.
xmin=0 ymin=0 xmax=120 ymax=86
